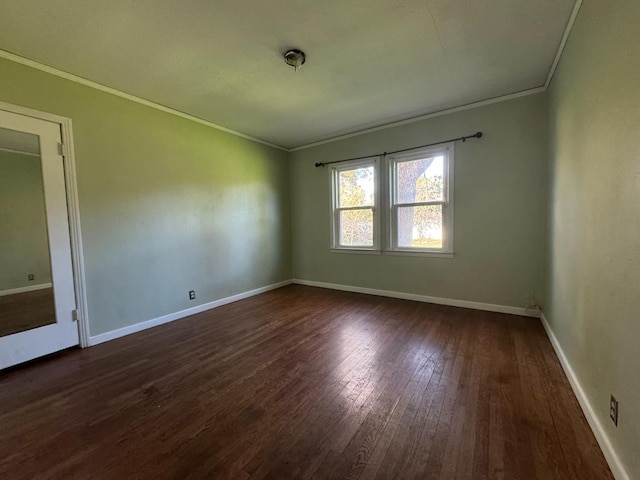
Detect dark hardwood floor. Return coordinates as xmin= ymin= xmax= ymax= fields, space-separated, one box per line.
xmin=0 ymin=287 xmax=55 ymax=337
xmin=0 ymin=285 xmax=612 ymax=479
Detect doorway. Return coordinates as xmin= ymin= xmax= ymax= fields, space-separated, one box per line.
xmin=0 ymin=106 xmax=86 ymax=369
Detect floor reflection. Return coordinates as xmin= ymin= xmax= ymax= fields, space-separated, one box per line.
xmin=335 ymin=318 xmax=382 ymax=392
xmin=0 ymin=287 xmax=55 ymax=337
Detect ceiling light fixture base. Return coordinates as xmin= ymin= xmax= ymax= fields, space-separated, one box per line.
xmin=284 ymin=49 xmax=306 ymax=71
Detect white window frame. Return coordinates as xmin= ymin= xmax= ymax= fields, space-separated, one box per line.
xmin=387 ymin=143 xmax=454 ymax=255
xmin=329 ymin=157 xmax=380 ymax=253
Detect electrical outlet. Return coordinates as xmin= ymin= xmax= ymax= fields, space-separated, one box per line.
xmin=28 ymin=274 xmax=34 ymax=281
xmin=189 ymin=290 xmax=196 ymax=300
xmin=610 ymin=395 xmax=619 ymax=426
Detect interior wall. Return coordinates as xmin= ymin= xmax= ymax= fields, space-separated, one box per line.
xmin=0 ymin=58 xmax=291 ymax=336
xmin=545 ymin=0 xmax=640 ymax=477
xmin=289 ymin=94 xmax=548 ymax=308
xmin=0 ymin=150 xmax=52 ymax=291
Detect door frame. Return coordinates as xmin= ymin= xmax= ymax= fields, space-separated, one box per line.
xmin=0 ymin=100 xmax=90 ymax=348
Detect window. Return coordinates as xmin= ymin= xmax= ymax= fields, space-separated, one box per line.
xmin=388 ymin=144 xmax=453 ymax=254
xmin=328 ymin=145 xmax=453 ymax=256
xmin=330 ymin=158 xmax=379 ymax=251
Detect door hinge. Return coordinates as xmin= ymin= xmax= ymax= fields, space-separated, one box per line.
xmin=72 ymin=309 xmax=79 ymax=321
xmin=58 ymin=142 xmax=66 ymax=157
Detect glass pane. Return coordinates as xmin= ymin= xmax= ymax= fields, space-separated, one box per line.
xmin=338 ymin=166 xmax=374 ymax=208
xmin=396 ymin=156 xmax=444 ymax=204
xmin=0 ymin=126 xmax=56 ymax=337
xmin=339 ymin=209 xmax=373 ymax=247
xmin=397 ymin=205 xmax=443 ymax=249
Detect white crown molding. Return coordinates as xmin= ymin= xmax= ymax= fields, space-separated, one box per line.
xmin=0 ymin=0 xmax=581 ymax=154
xmin=544 ymin=0 xmax=583 ymax=89
xmin=88 ymin=280 xmax=292 ymax=345
xmin=540 ymin=313 xmax=629 ymax=480
xmin=0 ymin=49 xmax=288 ymax=152
xmin=288 ymin=0 xmax=582 ymax=152
xmin=289 ymin=87 xmax=546 ymax=151
xmin=292 ymin=279 xmax=540 ymax=318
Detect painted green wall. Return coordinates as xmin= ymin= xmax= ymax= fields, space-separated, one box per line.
xmin=545 ymin=1 xmax=640 ymax=477
xmin=0 ymin=150 xmax=52 ymax=291
xmin=289 ymin=94 xmax=548 ymax=308
xmin=0 ymin=5 xmax=636 ymax=473
xmin=0 ymin=58 xmax=290 ymax=336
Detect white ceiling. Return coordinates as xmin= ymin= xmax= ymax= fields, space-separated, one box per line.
xmin=0 ymin=0 xmax=576 ymax=149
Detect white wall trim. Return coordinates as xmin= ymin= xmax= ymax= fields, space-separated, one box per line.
xmin=288 ymin=0 xmax=582 ymax=152
xmin=0 ymin=46 xmax=545 ymax=155
xmin=0 ymin=101 xmax=92 ymax=349
xmin=0 ymin=283 xmax=52 ymax=297
xmin=292 ymin=279 xmax=540 ymax=318
xmin=1 ymin=0 xmax=584 ymax=157
xmin=60 ymin=117 xmax=91 ymax=348
xmin=540 ymin=313 xmax=629 ymax=480
xmin=289 ymin=87 xmax=546 ymax=151
xmin=0 ymin=99 xmax=74 ymax=125
xmin=88 ymin=280 xmax=292 ymax=346
xmin=544 ymin=0 xmax=583 ymax=89
xmin=0 ymin=49 xmax=287 ymax=152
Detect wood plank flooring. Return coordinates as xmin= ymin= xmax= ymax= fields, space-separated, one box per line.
xmin=0 ymin=288 xmax=55 ymax=337
xmin=0 ymin=285 xmax=613 ymax=479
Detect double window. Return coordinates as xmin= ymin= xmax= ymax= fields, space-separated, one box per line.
xmin=330 ymin=144 xmax=453 ymax=255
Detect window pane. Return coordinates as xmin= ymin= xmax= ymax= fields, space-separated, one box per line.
xmin=339 ymin=209 xmax=373 ymax=247
xmin=338 ymin=166 xmax=374 ymax=208
xmin=396 ymin=205 xmax=442 ymax=249
xmin=396 ymin=156 xmax=444 ymax=204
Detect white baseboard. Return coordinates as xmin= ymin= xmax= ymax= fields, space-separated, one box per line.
xmin=292 ymin=279 xmax=540 ymax=317
xmin=88 ymin=280 xmax=292 ymax=346
xmin=540 ymin=313 xmax=629 ymax=480
xmin=0 ymin=283 xmax=52 ymax=297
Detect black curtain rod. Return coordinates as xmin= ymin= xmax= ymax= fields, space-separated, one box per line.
xmin=314 ymin=131 xmax=483 ymax=168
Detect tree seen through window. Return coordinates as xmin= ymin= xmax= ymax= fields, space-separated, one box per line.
xmin=396 ymin=156 xmax=444 ymax=248
xmin=338 ymin=166 xmax=374 ymax=246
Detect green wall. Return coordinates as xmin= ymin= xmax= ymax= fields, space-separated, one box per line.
xmin=0 ymin=58 xmax=290 ymax=336
xmin=3 ymin=9 xmax=637 ymax=472
xmin=545 ymin=1 xmax=640 ymax=477
xmin=0 ymin=150 xmax=52 ymax=291
xmin=289 ymin=94 xmax=548 ymax=308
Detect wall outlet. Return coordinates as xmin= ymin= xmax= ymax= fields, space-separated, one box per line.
xmin=610 ymin=395 xmax=619 ymax=426
xmin=189 ymin=290 xmax=196 ymax=300
xmin=28 ymin=274 xmax=35 ymax=281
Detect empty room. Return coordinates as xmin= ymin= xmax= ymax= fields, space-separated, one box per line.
xmin=0 ymin=0 xmax=637 ymax=479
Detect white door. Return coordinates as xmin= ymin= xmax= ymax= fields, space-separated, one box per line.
xmin=0 ymin=109 xmax=78 ymax=369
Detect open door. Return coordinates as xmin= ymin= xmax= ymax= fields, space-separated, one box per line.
xmin=0 ymin=109 xmax=78 ymax=369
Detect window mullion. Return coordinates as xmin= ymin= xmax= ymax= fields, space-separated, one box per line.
xmin=335 ymin=206 xmax=375 ymax=212
xmin=393 ymin=200 xmax=445 ymax=208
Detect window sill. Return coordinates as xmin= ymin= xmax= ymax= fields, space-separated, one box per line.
xmin=330 ymin=248 xmax=382 ymax=255
xmin=384 ymin=250 xmax=454 ymax=259
xmin=329 ymin=248 xmax=454 ymax=258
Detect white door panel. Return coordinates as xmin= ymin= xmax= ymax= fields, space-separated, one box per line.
xmin=0 ymin=109 xmax=78 ymax=369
